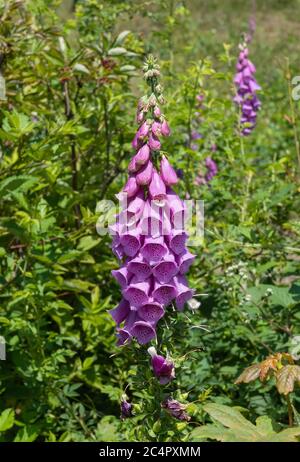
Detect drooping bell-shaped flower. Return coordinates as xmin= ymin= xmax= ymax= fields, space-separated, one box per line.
xmin=121 ymin=395 xmax=133 ymax=419
xmin=148 ymin=347 xmax=175 ymax=384
xmin=160 ymin=155 xmax=178 ymax=186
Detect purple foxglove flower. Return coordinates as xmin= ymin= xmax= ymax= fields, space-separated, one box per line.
xmin=161 ymin=119 xmax=170 ymax=137
xmin=148 ymin=134 xmax=161 ymax=151
xmin=234 ymin=45 xmax=261 ymax=136
xmin=176 ymin=250 xmax=195 ymax=274
xmin=135 ymin=143 xmax=150 ymax=167
xmin=122 ymin=277 xmax=151 ymax=308
xmin=116 ymin=327 xmax=132 ymax=346
xmin=137 ymin=121 xmax=149 ymax=139
xmin=127 ymin=255 xmax=152 ymax=282
xmin=160 ymin=155 xmax=179 ymax=186
xmin=111 ymin=58 xmax=195 ymax=347
xmin=128 ymin=156 xmax=138 ymax=173
xmin=149 ymin=170 xmax=166 ymax=201
xmin=137 ymin=111 xmax=144 ymax=123
xmin=123 ymin=176 xmax=139 ymax=198
xmin=166 ymin=230 xmax=188 ymax=255
xmin=127 ymin=191 xmax=145 ymax=218
xmin=154 ymin=106 xmax=161 ymax=118
xmin=141 ymin=236 xmax=168 ymax=264
xmin=152 ymin=253 xmax=178 ymax=284
xmin=166 ymin=189 xmax=186 ymax=229
xmin=121 ymin=396 xmax=133 ymax=419
xmin=148 ymin=347 xmax=175 ymax=384
xmin=140 ymin=200 xmax=162 ymax=237
xmin=111 ymin=266 xmax=130 ymax=288
xmin=151 ymin=121 xmax=162 ymax=137
xmin=174 ymin=274 xmax=194 ymax=311
xmin=109 ymin=299 xmax=130 ymax=325
xmin=131 ymin=320 xmax=156 ymax=344
xmin=162 ymin=398 xmax=190 ymax=421
xmin=191 ymin=130 xmax=202 ymax=140
xmin=211 ymin=143 xmax=217 ymax=152
xmin=153 ymin=279 xmax=177 ymax=306
xmin=139 ymin=300 xmax=164 ymax=324
xmin=136 ymin=160 xmax=153 ymax=186
xmin=205 ymin=156 xmax=218 ymax=182
xmin=112 ymin=241 xmax=124 ymax=261
xmin=120 ymin=229 xmax=141 ymax=257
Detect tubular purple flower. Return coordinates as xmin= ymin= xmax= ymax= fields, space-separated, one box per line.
xmin=135 ymin=143 xmax=150 ymax=167
xmin=149 ymin=169 xmax=166 ymax=201
xmin=174 ymin=274 xmax=194 ymax=311
xmin=131 ymin=321 xmax=156 ymax=344
xmin=148 ymin=133 xmax=161 ymax=151
xmin=136 ymin=160 xmax=153 ymax=186
xmin=151 ymin=121 xmax=162 ymax=137
xmin=121 ymin=396 xmax=133 ymax=419
xmin=139 ymin=301 xmax=165 ymax=324
xmin=123 ymin=176 xmax=139 ymax=198
xmin=109 ymin=299 xmax=130 ymax=326
xmin=152 ymin=253 xmax=178 ymax=284
xmin=148 ymin=347 xmax=175 ymax=384
xmin=161 ymin=119 xmax=171 ymax=137
xmin=160 ymin=155 xmax=179 ymax=186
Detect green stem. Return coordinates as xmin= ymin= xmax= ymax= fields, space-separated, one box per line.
xmin=286 ymin=394 xmax=294 ymax=427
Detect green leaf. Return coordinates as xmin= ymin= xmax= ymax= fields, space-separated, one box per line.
xmin=0 ymin=409 xmax=15 ymax=432
xmin=108 ymin=47 xmax=127 ymax=56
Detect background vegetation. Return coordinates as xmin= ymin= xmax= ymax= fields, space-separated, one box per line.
xmin=0 ymin=0 xmax=300 ymax=442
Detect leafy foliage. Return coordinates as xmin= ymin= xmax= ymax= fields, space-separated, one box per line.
xmin=0 ymin=0 xmax=299 ymax=442
xmin=191 ymin=404 xmax=300 ymax=442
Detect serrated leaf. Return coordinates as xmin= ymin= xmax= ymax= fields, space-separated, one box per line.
xmin=235 ymin=364 xmax=261 ymax=384
xmin=276 ymin=365 xmax=300 ymax=395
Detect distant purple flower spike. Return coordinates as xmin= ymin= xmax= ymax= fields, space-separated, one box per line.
xmin=234 ymin=44 xmax=261 ymax=136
